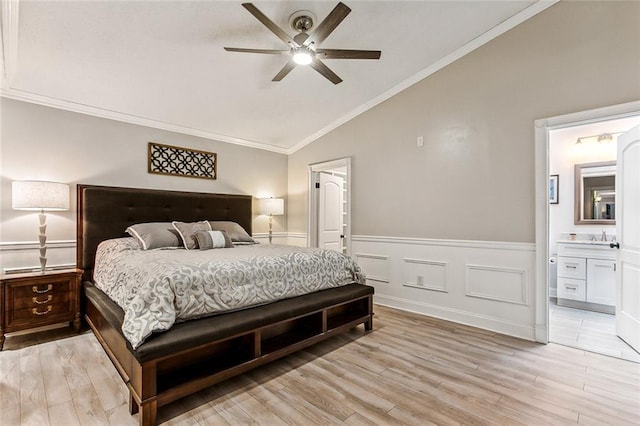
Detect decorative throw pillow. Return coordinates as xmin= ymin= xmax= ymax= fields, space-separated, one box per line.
xmin=126 ymin=222 xmax=181 ymax=250
xmin=171 ymin=220 xmax=212 ymax=250
xmin=194 ymin=230 xmax=233 ymax=250
xmin=208 ymin=221 xmax=257 ymax=244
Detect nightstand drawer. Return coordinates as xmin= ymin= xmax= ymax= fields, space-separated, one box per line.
xmin=10 ymin=280 xmax=70 ymax=299
xmin=12 ymin=292 xmax=70 ymax=309
xmin=10 ymin=301 xmax=73 ymax=322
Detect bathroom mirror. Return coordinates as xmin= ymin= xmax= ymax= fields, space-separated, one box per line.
xmin=574 ymin=161 xmax=616 ymax=225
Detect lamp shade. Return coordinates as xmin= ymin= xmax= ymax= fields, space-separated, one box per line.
xmin=12 ymin=181 xmax=70 ymax=211
xmin=259 ymin=198 xmax=284 ymax=216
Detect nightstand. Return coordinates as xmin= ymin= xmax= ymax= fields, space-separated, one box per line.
xmin=0 ymin=269 xmax=82 ymax=350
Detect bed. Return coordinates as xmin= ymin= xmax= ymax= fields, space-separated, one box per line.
xmin=77 ymin=184 xmax=374 ymax=426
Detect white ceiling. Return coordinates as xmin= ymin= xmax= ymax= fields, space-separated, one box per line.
xmin=1 ymin=1 xmax=551 ymax=154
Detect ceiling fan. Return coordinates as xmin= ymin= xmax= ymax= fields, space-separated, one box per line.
xmin=224 ymin=2 xmax=381 ymax=85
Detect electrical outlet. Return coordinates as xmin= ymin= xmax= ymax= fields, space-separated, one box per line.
xmin=416 ymin=275 xmax=424 ymax=286
xmin=417 ymin=136 xmax=424 ymax=147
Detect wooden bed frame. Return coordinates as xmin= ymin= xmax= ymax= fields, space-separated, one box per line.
xmin=76 ymin=184 xmax=374 ymax=426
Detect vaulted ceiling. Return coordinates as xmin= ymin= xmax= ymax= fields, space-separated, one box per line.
xmin=1 ymin=1 xmax=552 ymax=153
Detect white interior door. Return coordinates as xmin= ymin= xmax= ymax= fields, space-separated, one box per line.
xmin=616 ymin=124 xmax=640 ymax=352
xmin=318 ymin=173 xmax=344 ymax=252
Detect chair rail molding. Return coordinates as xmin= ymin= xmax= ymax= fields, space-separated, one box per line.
xmin=0 ymin=239 xmax=76 ymax=273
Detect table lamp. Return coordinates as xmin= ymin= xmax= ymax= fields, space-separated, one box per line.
xmin=259 ymin=198 xmax=284 ymax=244
xmin=12 ymin=180 xmax=70 ymax=272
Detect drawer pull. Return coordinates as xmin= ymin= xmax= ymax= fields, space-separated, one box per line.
xmin=32 ymin=306 xmax=52 ymax=316
xmin=32 ymin=295 xmax=53 ymax=305
xmin=565 ymin=285 xmax=577 ymax=290
xmin=566 ymin=266 xmax=577 ymax=269
xmin=32 ymin=284 xmax=53 ymax=294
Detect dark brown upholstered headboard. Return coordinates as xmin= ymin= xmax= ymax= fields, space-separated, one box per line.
xmin=77 ymin=184 xmax=253 ymax=281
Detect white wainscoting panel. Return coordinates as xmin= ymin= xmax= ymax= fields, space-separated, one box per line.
xmin=352 ymin=235 xmax=536 ymax=340
xmin=465 ymin=264 xmax=527 ymax=305
xmin=286 ymin=233 xmax=308 ymax=247
xmin=402 ymin=258 xmax=448 ymax=292
xmin=0 ymin=240 xmax=76 ymax=273
xmin=354 ymin=253 xmax=391 ymax=284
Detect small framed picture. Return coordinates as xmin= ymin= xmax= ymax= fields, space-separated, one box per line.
xmin=549 ymin=175 xmax=559 ymax=204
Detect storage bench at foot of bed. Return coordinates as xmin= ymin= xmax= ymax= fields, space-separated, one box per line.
xmin=84 ymin=282 xmax=374 ymax=426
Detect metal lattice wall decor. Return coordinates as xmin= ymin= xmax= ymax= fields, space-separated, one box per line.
xmin=148 ymin=142 xmax=217 ymax=180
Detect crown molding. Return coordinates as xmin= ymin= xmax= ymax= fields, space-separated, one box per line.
xmin=0 ymin=87 xmax=290 ymax=154
xmin=285 ymin=0 xmax=559 ymax=154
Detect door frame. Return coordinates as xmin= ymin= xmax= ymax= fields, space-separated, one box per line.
xmin=307 ymin=157 xmax=352 ymax=255
xmin=534 ymin=101 xmax=640 ymax=343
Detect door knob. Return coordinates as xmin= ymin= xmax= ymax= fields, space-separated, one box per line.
xmin=609 ymin=242 xmax=620 ymax=249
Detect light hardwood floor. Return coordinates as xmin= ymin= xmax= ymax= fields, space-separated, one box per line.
xmin=1 ymin=305 xmax=639 ymax=425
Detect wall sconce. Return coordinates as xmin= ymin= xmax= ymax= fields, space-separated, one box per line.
xmin=12 ymin=180 xmax=70 ymax=272
xmin=258 ymin=198 xmax=284 ymax=244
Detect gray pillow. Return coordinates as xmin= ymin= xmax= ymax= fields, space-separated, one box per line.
xmin=172 ymin=221 xmax=212 ymax=250
xmin=208 ymin=221 xmax=257 ymax=244
xmin=126 ymin=222 xmax=181 ymax=250
xmin=194 ymin=230 xmax=233 ymax=250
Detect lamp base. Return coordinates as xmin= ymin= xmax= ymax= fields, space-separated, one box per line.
xmin=39 ymin=257 xmax=47 ymax=273
xmin=38 ymin=210 xmax=48 ymax=273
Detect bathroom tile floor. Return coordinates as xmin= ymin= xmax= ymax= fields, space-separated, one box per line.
xmin=550 ymin=299 xmax=640 ymax=363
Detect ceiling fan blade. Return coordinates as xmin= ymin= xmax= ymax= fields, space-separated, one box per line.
xmin=272 ymin=59 xmax=297 ymax=81
xmin=225 ymin=47 xmax=290 ymax=55
xmin=304 ymin=2 xmax=351 ymax=47
xmin=315 ymin=49 xmax=381 ymax=60
xmin=310 ymin=59 xmax=343 ymax=85
xmin=242 ymin=3 xmax=299 ymax=47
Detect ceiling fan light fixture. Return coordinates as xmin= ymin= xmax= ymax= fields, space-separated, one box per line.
xmin=293 ymin=49 xmax=314 ymax=65
xmin=225 ymin=2 xmax=380 ymax=84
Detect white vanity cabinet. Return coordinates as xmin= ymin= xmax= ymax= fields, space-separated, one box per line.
xmin=556 ymin=241 xmax=616 ymax=312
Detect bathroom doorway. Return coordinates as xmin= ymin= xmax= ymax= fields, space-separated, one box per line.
xmin=547 ymin=114 xmax=640 ymax=362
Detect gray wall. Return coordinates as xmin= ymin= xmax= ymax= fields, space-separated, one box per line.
xmin=0 ymin=98 xmax=288 ymax=249
xmin=288 ymin=1 xmax=640 ymax=243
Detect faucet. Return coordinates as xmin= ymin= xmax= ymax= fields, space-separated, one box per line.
xmin=601 ymin=228 xmax=607 ymax=242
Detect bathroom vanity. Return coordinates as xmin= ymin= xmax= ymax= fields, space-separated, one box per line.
xmin=556 ymin=240 xmax=616 ymax=314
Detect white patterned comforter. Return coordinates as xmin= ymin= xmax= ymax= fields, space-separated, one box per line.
xmin=93 ymin=238 xmax=365 ymax=349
